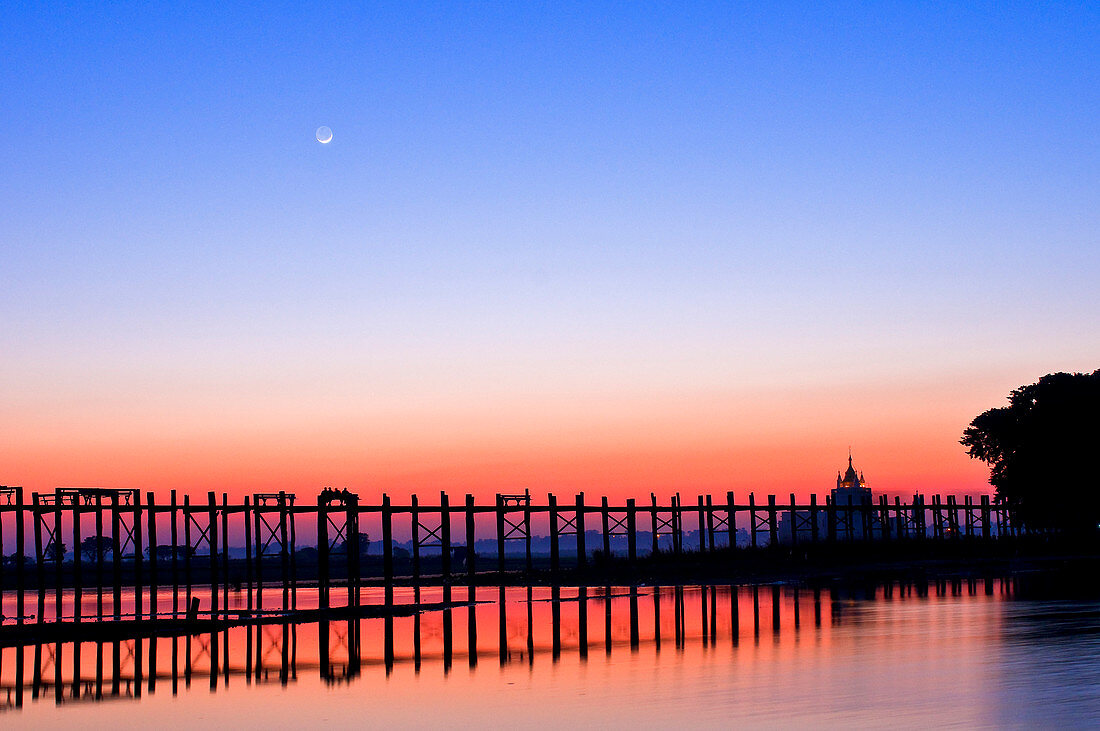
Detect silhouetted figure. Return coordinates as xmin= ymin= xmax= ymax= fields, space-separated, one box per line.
xmin=962 ymin=370 xmax=1100 ymax=534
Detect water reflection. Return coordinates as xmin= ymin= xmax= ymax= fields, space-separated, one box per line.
xmin=3 ymin=578 xmax=1100 ymax=727
xmin=1 ymin=579 xmax=1010 ymax=708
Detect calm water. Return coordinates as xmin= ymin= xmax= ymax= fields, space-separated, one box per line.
xmin=3 ymin=581 xmax=1099 ymax=728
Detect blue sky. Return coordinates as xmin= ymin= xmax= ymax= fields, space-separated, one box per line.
xmin=1 ymin=2 xmax=1097 ymax=496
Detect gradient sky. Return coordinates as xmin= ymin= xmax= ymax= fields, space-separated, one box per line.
xmin=2 ymin=2 xmax=1097 ymax=501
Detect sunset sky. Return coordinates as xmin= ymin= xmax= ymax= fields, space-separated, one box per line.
xmin=2 ymin=3 xmax=1097 ymax=502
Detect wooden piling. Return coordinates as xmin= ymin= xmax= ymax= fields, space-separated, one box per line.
xmin=317 ymin=493 xmax=329 ymax=611
xmin=727 ymin=491 xmax=737 ymax=548
xmin=650 ymin=493 xmax=660 ymax=556
xmin=16 ymin=486 xmax=26 ymax=626
xmin=72 ymin=496 xmax=82 ymax=624
xmin=548 ymin=494 xmax=559 ymax=576
xmin=932 ymin=495 xmax=943 ymax=539
xmin=279 ymin=492 xmax=290 ymax=612
xmin=410 ymin=494 xmax=421 ymax=590
xmin=789 ymin=493 xmax=798 ymax=547
xmin=981 ymin=495 xmax=991 ymax=539
xmin=347 ymin=493 xmax=360 ymax=609
xmin=134 ymin=493 xmax=144 ymax=622
xmin=243 ymin=496 xmax=252 ymax=613
xmin=220 ymin=493 xmax=229 ymax=614
xmin=706 ymin=495 xmax=716 ymax=551
xmin=626 ymin=498 xmax=637 ymax=566
xmin=111 ymin=495 xmax=123 ymax=620
xmin=697 ymin=495 xmax=706 ymax=552
xmin=810 ymin=494 xmax=819 ymax=542
xmin=768 ymin=495 xmax=778 ymax=547
xmin=465 ymin=494 xmax=476 ymax=589
xmin=381 ymin=494 xmax=393 ymax=607
xmin=170 ymin=490 xmax=179 ymax=617
xmin=288 ymin=494 xmax=298 ymax=610
xmin=32 ymin=493 xmax=44 ymax=622
xmin=495 ymin=494 xmax=505 ymax=576
xmin=879 ymin=495 xmax=891 ymax=541
xmin=575 ymin=492 xmax=586 ymax=568
xmin=147 ymin=492 xmax=158 ymax=620
xmin=748 ymin=493 xmax=758 ymax=548
xmin=668 ymin=494 xmax=678 ymax=557
xmin=601 ymin=496 xmax=611 ymax=560
xmin=53 ymin=496 xmax=63 ymax=621
xmin=441 ymin=491 xmax=452 ymax=589
xmin=523 ymin=491 xmax=532 ymax=575
xmin=183 ymin=495 xmax=192 ymax=618
xmin=208 ymin=491 xmax=219 ymax=619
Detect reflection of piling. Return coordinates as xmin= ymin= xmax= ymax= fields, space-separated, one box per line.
xmin=551 ymin=585 xmax=562 ymax=659
xmin=629 ymin=586 xmax=639 ymax=650
xmin=525 ymin=585 xmax=534 ymax=663
xmin=578 ymin=586 xmax=589 ymax=658
xmin=752 ymin=585 xmax=760 ymax=639
xmin=468 ymin=593 xmax=478 ymax=668
xmin=771 ymin=585 xmax=781 ymax=635
xmin=603 ymin=589 xmax=612 ymax=655
xmin=443 ymin=606 xmax=453 ymax=672
xmin=730 ymin=585 xmax=739 ymax=645
xmin=498 ymin=585 xmax=508 ymax=664
xmin=793 ymin=587 xmax=800 ymax=629
xmin=700 ymin=585 xmax=708 ymax=645
xmin=653 ymin=585 xmax=662 ymax=650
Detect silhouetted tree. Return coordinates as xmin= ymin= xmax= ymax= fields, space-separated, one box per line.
xmin=338 ymin=532 xmax=371 ymax=557
xmin=81 ymin=535 xmax=114 ymax=562
xmin=149 ymin=545 xmax=193 ymax=562
xmin=44 ymin=539 xmax=67 ymax=562
xmin=961 ymin=370 xmax=1100 ymax=533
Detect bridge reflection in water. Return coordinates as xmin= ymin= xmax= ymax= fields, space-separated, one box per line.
xmin=0 ymin=578 xmax=1014 ymax=710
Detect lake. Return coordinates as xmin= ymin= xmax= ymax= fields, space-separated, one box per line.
xmin=3 ymin=580 xmax=1099 ymax=728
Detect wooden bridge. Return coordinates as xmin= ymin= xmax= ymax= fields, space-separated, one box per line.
xmin=0 ymin=485 xmax=1018 ymax=626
